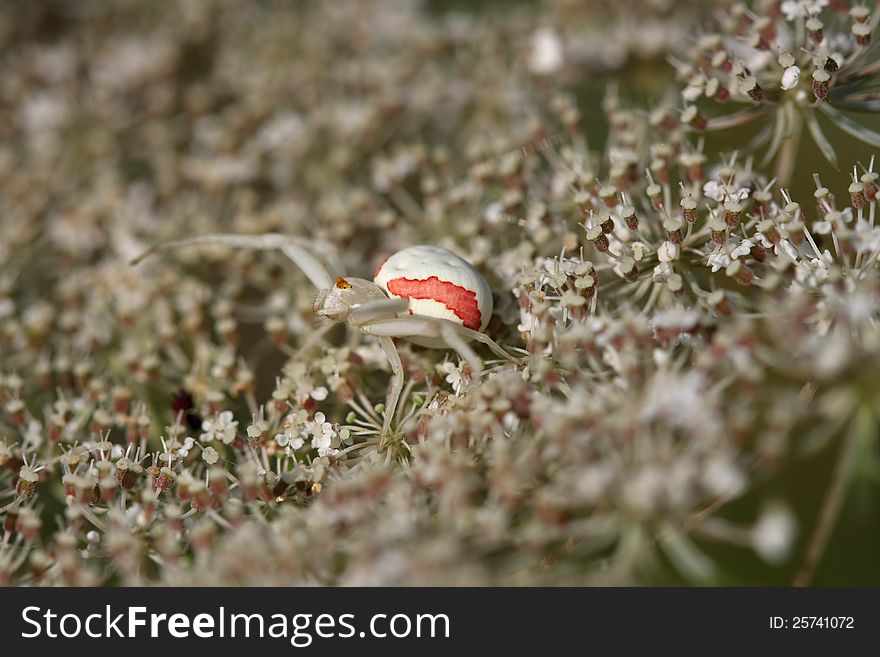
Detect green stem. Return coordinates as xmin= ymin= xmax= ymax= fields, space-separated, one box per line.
xmin=775 ymin=104 xmax=803 ymax=188
xmin=792 ymin=402 xmax=868 ymax=586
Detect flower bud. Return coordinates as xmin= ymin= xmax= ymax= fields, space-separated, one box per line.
xmin=849 ymin=181 xmax=866 ymax=209
xmin=709 ymin=214 xmax=728 ymax=245
xmin=599 ymin=185 xmax=619 ymax=209
xmin=681 ymin=106 xmax=707 ymax=132
xmin=585 ymin=225 xmax=609 ymax=252
xmin=860 ymin=171 xmax=878 ymax=199
xmin=806 ymin=17 xmax=823 ymax=44
xmin=742 ymin=75 xmax=764 ymax=101
xmin=664 ymin=217 xmax=684 ymax=244
xmin=723 ymin=200 xmax=743 ymax=227
xmin=680 ymin=196 xmax=698 ymax=223
xmin=812 ymin=69 xmax=831 ymax=100
xmin=621 ymin=206 xmax=639 ymax=231
xmin=853 ymin=22 xmax=871 ymax=47
xmin=647 ymin=183 xmax=664 ymax=210
xmin=726 ymin=259 xmax=754 ymax=285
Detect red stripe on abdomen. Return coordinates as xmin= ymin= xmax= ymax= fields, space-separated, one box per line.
xmin=386 ymin=276 xmax=481 ymax=329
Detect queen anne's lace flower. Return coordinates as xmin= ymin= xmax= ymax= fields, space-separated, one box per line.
xmin=2 ymin=0 xmax=875 ymax=589
xmin=780 ymin=0 xmax=828 ymax=21
xmin=529 ymin=28 xmax=563 ymax=75
xmin=781 ymin=65 xmax=801 ymax=90
xmin=200 ymin=411 xmax=238 ymax=445
xmin=308 ymin=412 xmax=338 ymax=457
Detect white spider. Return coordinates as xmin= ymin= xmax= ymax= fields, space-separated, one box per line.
xmin=131 ymin=233 xmax=521 ymax=437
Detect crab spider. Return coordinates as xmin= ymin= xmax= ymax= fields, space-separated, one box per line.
xmin=131 ymin=233 xmax=521 ymax=437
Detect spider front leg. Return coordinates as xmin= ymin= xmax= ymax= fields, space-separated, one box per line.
xmin=130 ymin=232 xmax=338 ymax=290
xmin=347 ymin=298 xmax=411 ymax=439
xmin=376 ymin=336 xmax=404 ymax=441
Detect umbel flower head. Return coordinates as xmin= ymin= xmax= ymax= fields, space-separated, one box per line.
xmin=0 ymin=0 xmax=878 ymax=588
xmin=671 ymin=1 xmax=880 ymax=181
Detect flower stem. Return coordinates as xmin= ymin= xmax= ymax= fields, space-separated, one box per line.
xmin=775 ymin=106 xmax=803 ymax=188
xmin=792 ymin=402 xmax=867 ymax=586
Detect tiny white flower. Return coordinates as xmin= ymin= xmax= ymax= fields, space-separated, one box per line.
xmin=607 ymin=237 xmax=625 ymax=257
xmin=631 ymin=242 xmax=648 ymax=261
xmin=657 ymin=241 xmax=679 ymax=263
xmin=703 ymin=181 xmax=724 ymax=202
xmin=780 ymin=0 xmax=828 ymax=21
xmin=776 ymin=239 xmax=799 ymax=260
xmin=702 ymin=457 xmax=745 ymax=498
xmin=682 ymin=84 xmax=704 ymax=102
xmin=752 ymin=504 xmax=796 ymax=564
xmin=444 ymin=365 xmax=469 ymax=395
xmin=274 ymin=428 xmax=304 ymax=450
xmin=201 ymin=446 xmax=219 ymax=465
xmin=781 ymin=65 xmax=801 ymax=90
xmin=813 ymin=220 xmax=832 ymax=235
xmin=176 ymin=436 xmax=193 ymax=458
xmin=484 ymin=201 xmax=505 ymax=224
xmin=652 ymin=306 xmax=700 ymax=332
xmin=731 ymin=187 xmax=751 ymax=202
xmin=705 ymin=181 xmax=751 ymax=203
xmin=200 ymin=410 xmax=238 ymax=445
xmin=652 ymin=262 xmax=674 ymax=283
xmin=529 ymin=28 xmax=563 ymax=75
xmin=707 ymin=252 xmax=732 ymax=273
xmin=309 ymin=412 xmax=338 ymax=457
xmin=730 ymin=239 xmax=754 ymax=260
xmin=517 ymin=310 xmax=536 ymax=334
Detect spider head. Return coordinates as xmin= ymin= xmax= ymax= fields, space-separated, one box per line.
xmin=313 ymin=277 xmax=385 ymax=322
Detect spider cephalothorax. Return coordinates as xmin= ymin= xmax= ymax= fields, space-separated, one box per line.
xmin=313 ymin=276 xmax=386 ymax=322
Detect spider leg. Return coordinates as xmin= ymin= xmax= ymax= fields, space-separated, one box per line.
xmin=345 ymin=299 xmax=411 ymax=439
xmin=130 ymin=232 xmax=334 ymax=290
xmin=347 ymin=298 xmax=410 ymax=326
xmin=361 ymin=315 xmax=522 ymax=435
xmin=376 ymin=336 xmax=404 ymax=441
xmin=438 ymin=322 xmax=481 ymax=373
xmin=361 ymin=316 xmax=521 ymax=366
xmin=442 ymin=322 xmax=524 ymax=366
xmin=360 ymin=316 xmax=438 ymax=339
xmin=361 ymin=317 xmax=484 ymax=374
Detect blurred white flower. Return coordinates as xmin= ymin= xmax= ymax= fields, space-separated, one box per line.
xmin=703 ymin=181 xmax=750 ymax=203
xmin=751 ymin=504 xmax=797 ymax=563
xmin=780 ymin=0 xmax=828 ymax=22
xmin=176 ymin=436 xmax=194 ymax=458
xmin=529 ymin=28 xmax=564 ymax=75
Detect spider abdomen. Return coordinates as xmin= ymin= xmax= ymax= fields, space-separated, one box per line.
xmin=374 ymin=245 xmax=493 ymax=332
